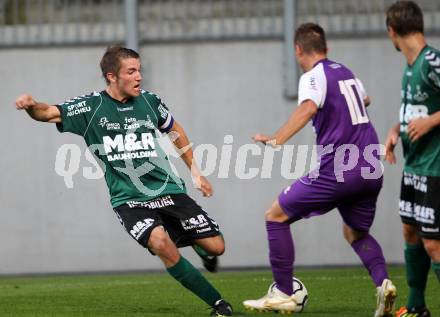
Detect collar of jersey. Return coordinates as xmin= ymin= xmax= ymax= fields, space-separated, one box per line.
xmin=102 ymin=90 xmax=134 ymax=105
xmin=407 ymin=45 xmax=429 ymax=67
xmin=313 ymin=57 xmax=328 ymax=68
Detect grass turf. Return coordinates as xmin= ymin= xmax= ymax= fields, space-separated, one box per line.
xmin=0 ymin=266 xmax=438 ymax=317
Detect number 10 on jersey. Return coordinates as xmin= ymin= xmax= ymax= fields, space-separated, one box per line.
xmin=339 ymin=79 xmax=369 ymax=125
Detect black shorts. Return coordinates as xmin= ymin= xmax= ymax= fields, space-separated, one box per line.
xmin=399 ymin=172 xmax=440 ymax=239
xmin=113 ymin=194 xmax=221 ymax=249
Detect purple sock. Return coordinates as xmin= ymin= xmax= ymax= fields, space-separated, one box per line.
xmin=266 ymin=221 xmax=294 ymax=295
xmin=351 ymin=234 xmax=388 ymax=287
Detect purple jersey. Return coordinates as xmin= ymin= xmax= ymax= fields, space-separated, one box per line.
xmin=298 ymin=59 xmax=380 ymax=178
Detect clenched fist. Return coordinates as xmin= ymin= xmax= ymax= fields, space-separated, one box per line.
xmin=15 ymin=94 xmax=36 ymax=110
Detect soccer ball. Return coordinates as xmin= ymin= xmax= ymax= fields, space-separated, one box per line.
xmin=269 ymin=277 xmax=308 ymax=312
xmin=292 ymin=277 xmax=308 ymax=312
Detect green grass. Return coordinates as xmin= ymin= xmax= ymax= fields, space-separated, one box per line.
xmin=0 ymin=266 xmax=438 ymax=317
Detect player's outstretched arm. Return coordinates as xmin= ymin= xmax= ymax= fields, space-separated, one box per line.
xmin=252 ymin=99 xmax=317 ymax=147
xmin=168 ymin=120 xmax=213 ymax=197
xmin=384 ymin=123 xmax=400 ymax=164
xmin=15 ymin=94 xmax=61 ymax=123
xmin=407 ymin=110 xmax=440 ymax=142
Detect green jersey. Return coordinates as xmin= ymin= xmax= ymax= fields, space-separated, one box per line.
xmin=400 ymin=45 xmax=440 ymax=176
xmin=56 ymin=90 xmax=186 ymax=207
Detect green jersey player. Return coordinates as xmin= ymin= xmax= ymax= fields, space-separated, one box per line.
xmin=15 ymin=46 xmax=232 ymax=316
xmin=385 ymin=2 xmax=440 ymax=317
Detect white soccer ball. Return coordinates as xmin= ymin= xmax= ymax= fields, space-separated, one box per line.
xmin=269 ymin=277 xmax=308 ymax=312
xmin=292 ymin=277 xmax=308 ymax=312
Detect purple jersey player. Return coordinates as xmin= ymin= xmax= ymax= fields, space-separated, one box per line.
xmin=243 ymin=23 xmax=397 ymax=317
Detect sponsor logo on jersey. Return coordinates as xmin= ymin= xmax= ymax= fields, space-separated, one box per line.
xmin=66 ymin=100 xmax=91 ymax=117
xmin=130 ymin=218 xmax=155 ymax=240
xmin=329 ymin=63 xmax=341 ymax=69
xmin=124 ymin=116 xmax=155 ymax=130
xmin=400 ymin=104 xmax=429 ymax=130
xmin=126 ymin=196 xmax=175 ymax=209
xmin=103 ymin=132 xmax=157 ymax=161
xmin=181 ymin=214 xmax=209 ymax=231
xmin=413 ymin=85 xmax=429 ymax=102
xmin=99 ymin=117 xmax=109 ymax=127
xmin=117 ymin=106 xmax=134 ymax=112
xmin=98 ymin=117 xmax=121 ymax=130
xmin=158 ymin=104 xmax=169 ymax=119
xmin=309 ymin=76 xmax=317 ymax=90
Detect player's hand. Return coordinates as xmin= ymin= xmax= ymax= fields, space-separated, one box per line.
xmin=252 ymin=134 xmax=276 ymax=146
xmin=384 ymin=127 xmax=399 ymax=164
xmin=408 ymin=117 xmax=434 ymax=142
xmin=15 ymin=94 xmax=37 ymax=110
xmin=193 ymin=175 xmax=213 ymax=198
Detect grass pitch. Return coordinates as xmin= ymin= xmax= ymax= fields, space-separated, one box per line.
xmin=0 ymin=266 xmax=438 ymax=317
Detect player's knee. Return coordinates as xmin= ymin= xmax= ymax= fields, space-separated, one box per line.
xmin=207 ymin=237 xmax=225 ymax=256
xmin=148 ymin=229 xmax=172 ymax=253
xmin=265 ymin=208 xmax=274 ymax=221
xmin=211 ymin=243 xmax=225 ymax=256
xmin=423 ymin=239 xmax=440 ymax=262
xmin=403 ymin=224 xmax=420 ymax=244
xmin=265 ymin=202 xmax=288 ymax=222
xmin=343 ymin=225 xmax=367 ymax=244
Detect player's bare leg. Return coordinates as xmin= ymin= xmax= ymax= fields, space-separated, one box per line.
xmin=193 ymin=235 xmax=225 ymax=273
xmin=343 ymin=224 xmax=396 ymax=316
xmin=148 ymin=226 xmax=233 ymax=316
xmin=423 ymin=238 xmax=440 ymax=285
xmin=422 ymin=238 xmax=440 ymax=262
xmin=243 ymin=199 xmax=297 ymax=314
xmin=148 ymin=226 xmax=180 ymax=267
xmin=194 ymin=235 xmax=225 ymax=256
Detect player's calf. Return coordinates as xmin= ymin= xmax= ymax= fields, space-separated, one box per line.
xmin=148 ymin=226 xmax=180 ymax=267
xmin=193 ymin=236 xmax=225 ymax=273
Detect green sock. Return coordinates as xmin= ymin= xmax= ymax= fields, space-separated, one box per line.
xmin=405 ymin=243 xmax=431 ymax=309
xmin=433 ymin=262 xmax=440 ymax=283
xmin=166 ymin=256 xmax=221 ymax=306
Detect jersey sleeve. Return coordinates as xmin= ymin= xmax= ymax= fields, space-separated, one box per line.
xmin=142 ymin=91 xmax=175 ymax=133
xmin=424 ymin=49 xmax=440 ymax=90
xmin=56 ymin=93 xmax=96 ymax=136
xmin=297 ymin=64 xmax=327 ymax=108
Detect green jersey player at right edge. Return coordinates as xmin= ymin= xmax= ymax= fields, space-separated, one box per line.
xmin=385 ymin=2 xmax=440 ymax=317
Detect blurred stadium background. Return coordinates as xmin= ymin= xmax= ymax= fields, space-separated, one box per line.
xmin=1 ymin=0 xmax=440 ymax=275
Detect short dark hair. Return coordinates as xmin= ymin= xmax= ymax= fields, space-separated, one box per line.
xmin=100 ymin=46 xmax=140 ymax=84
xmin=386 ymin=1 xmax=424 ymax=36
xmin=294 ymin=23 xmax=327 ymax=54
